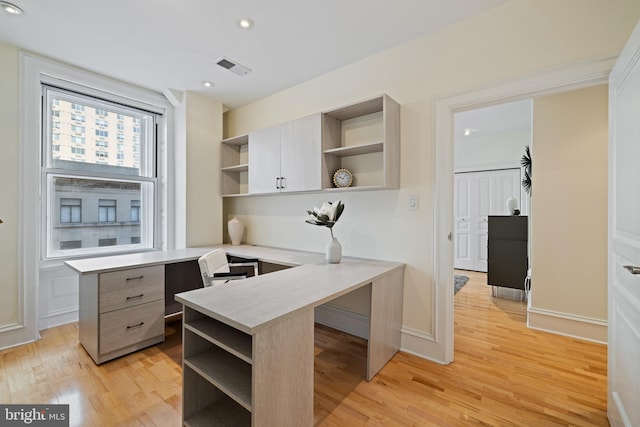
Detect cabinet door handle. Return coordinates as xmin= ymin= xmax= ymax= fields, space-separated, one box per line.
xmin=126 ymin=294 xmax=144 ymax=300
xmin=126 ymin=322 xmax=145 ymax=330
xmin=280 ymin=176 xmax=286 ymax=189
xmin=126 ymin=275 xmax=144 ymax=281
xmin=623 ymin=265 xmax=640 ymax=275
xmin=276 ymin=177 xmax=280 ymax=189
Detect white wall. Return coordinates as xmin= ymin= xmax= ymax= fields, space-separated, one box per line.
xmin=0 ymin=42 xmax=19 ymax=330
xmin=224 ymin=0 xmax=640 ymax=359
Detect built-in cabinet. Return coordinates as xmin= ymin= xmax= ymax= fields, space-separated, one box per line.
xmin=249 ymin=114 xmax=322 ymax=194
xmin=220 ymin=94 xmax=400 ymax=196
xmin=454 ymin=168 xmax=526 ymax=272
xmin=220 ymin=134 xmax=249 ymax=196
xmin=78 ymin=265 xmax=166 ymax=364
xmin=322 ymin=94 xmax=400 ymax=190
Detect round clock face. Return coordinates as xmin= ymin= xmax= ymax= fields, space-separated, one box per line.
xmin=333 ymin=168 xmax=353 ymax=188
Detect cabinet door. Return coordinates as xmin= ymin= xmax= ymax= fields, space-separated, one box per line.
xmin=280 ymin=114 xmax=322 ymax=192
xmin=249 ymin=126 xmax=281 ymax=194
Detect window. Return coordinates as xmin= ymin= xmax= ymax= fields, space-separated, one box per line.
xmin=43 ymin=85 xmax=159 ymax=258
xmin=98 ymin=199 xmax=116 ymax=222
xmin=130 ymin=200 xmax=140 ymax=222
xmin=60 ymin=198 xmax=81 ymax=223
xmin=52 ymin=110 xmax=60 ymax=117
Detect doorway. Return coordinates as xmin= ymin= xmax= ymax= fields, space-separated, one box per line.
xmin=433 ymin=57 xmax=614 ymax=363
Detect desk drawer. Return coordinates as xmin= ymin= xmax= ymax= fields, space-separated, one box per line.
xmin=99 ymin=300 xmax=165 ymax=354
xmin=99 ymin=265 xmax=164 ymax=313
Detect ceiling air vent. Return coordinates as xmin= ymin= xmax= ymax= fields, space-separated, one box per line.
xmin=216 ymin=57 xmax=251 ymax=76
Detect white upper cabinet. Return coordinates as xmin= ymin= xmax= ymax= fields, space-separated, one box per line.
xmin=249 ymin=114 xmax=322 ymax=194
xmin=223 ymin=94 xmax=400 ymax=196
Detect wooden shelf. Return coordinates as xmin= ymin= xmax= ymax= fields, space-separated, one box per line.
xmin=184 ymin=347 xmax=252 ymax=411
xmin=185 ymin=318 xmax=252 ymax=364
xmin=323 ymin=141 xmax=383 ymax=157
xmin=324 ymin=96 xmax=384 ymax=121
xmin=221 ymin=163 xmax=249 ymax=173
xmin=222 ymin=134 xmax=249 ymax=146
xmin=323 ymin=185 xmax=386 ymax=193
xmin=184 ymin=395 xmax=251 ymax=427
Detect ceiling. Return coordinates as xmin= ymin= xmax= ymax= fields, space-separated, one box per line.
xmin=0 ymin=0 xmax=510 ymax=109
xmin=455 ymin=98 xmax=533 ymax=139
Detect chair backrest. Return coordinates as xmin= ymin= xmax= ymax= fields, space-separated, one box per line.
xmin=198 ymin=249 xmax=230 ymax=287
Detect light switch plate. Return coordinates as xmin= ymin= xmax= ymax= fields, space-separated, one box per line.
xmin=408 ymin=195 xmax=418 ymax=210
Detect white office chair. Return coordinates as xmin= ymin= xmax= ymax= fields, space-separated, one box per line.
xmin=198 ymin=249 xmax=259 ymax=287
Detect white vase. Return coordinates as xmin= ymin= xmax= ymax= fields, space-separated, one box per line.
xmin=326 ymin=237 xmax=342 ymax=264
xmin=228 ymin=216 xmax=244 ymax=245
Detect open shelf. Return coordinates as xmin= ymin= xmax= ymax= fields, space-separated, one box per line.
xmin=322 ymin=94 xmax=400 ymax=190
xmin=183 ymin=395 xmax=251 ymax=427
xmin=185 ymin=317 xmax=252 ymax=364
xmin=221 ymin=134 xmax=249 ymax=196
xmin=221 ymin=163 xmax=249 ymax=173
xmin=323 ymin=141 xmax=383 ymax=157
xmin=184 ymin=346 xmax=252 ymax=411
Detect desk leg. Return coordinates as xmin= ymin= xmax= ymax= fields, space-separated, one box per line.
xmin=367 ymin=268 xmax=405 ymax=381
xmin=253 ymin=309 xmax=314 ymax=427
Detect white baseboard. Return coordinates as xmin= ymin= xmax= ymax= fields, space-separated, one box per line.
xmin=314 ymin=305 xmax=445 ymax=363
xmin=527 ymin=306 xmax=607 ymax=344
xmin=314 ymin=305 xmax=369 ymax=339
xmin=38 ymin=308 xmax=78 ymax=331
xmin=400 ymin=326 xmax=448 ymax=364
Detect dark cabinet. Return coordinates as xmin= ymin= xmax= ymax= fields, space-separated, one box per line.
xmin=487 ymin=216 xmax=528 ymax=290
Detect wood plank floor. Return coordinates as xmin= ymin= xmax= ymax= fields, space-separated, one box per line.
xmin=0 ymin=272 xmax=608 ymax=426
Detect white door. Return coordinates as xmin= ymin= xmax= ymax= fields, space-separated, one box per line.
xmin=249 ymin=125 xmax=281 ymax=194
xmin=494 ymin=169 xmax=522 ymax=215
xmin=473 ymin=172 xmax=493 ymax=272
xmin=454 ymin=173 xmax=474 ymax=270
xmin=608 ymin=20 xmax=640 ymax=427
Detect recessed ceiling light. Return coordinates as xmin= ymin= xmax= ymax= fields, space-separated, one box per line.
xmin=238 ymin=18 xmax=254 ymax=29
xmin=464 ymin=129 xmax=471 ymax=136
xmin=0 ymin=1 xmax=24 ymax=15
xmin=203 ymin=81 xmax=214 ymax=88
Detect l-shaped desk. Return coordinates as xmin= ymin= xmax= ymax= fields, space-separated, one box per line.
xmin=66 ymin=245 xmax=405 ymax=426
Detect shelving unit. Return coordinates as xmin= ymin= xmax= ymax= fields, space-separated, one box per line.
xmin=221 ymin=134 xmax=249 ymax=196
xmin=182 ymin=306 xmax=253 ymax=426
xmin=322 ymin=94 xmax=400 ymax=190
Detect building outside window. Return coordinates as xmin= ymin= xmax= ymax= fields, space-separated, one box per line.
xmin=42 ymin=85 xmax=158 ymax=258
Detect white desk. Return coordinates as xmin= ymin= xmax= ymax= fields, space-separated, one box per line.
xmin=175 ymin=245 xmax=405 ymax=427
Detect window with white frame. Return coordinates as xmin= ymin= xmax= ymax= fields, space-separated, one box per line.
xmin=42 ymin=85 xmax=159 ymax=259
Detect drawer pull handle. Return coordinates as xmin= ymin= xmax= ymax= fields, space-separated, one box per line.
xmin=126 ymin=294 xmax=144 ymax=300
xmin=623 ymin=265 xmax=640 ymax=275
xmin=126 ymin=322 xmax=145 ymax=330
xmin=126 ymin=275 xmax=144 ymax=281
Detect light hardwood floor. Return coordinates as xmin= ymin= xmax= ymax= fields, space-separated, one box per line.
xmin=0 ymin=272 xmax=607 ymax=426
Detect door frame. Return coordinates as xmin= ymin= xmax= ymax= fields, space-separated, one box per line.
xmin=433 ymin=56 xmax=615 ymax=363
